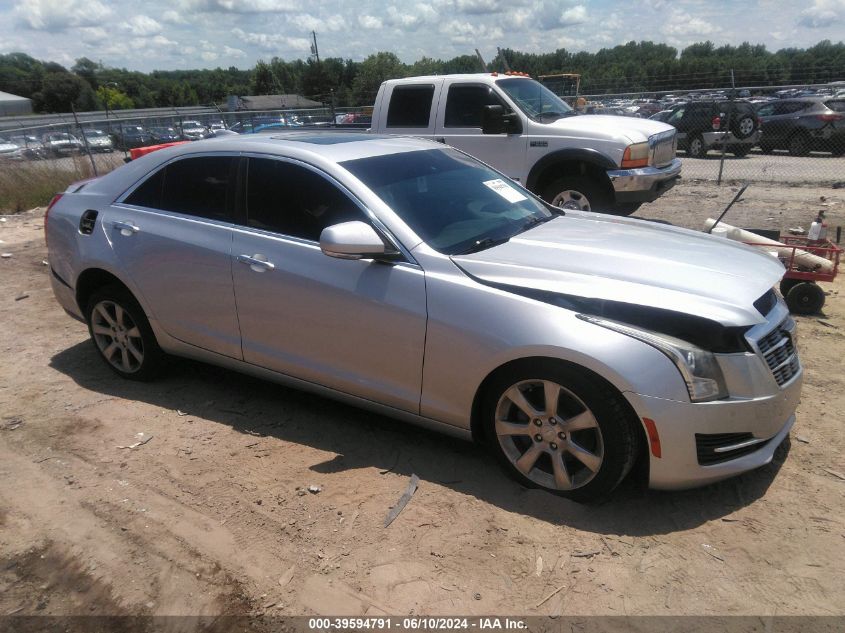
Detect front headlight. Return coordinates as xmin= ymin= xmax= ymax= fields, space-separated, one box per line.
xmin=621 ymin=142 xmax=650 ymax=168
xmin=577 ymin=314 xmax=728 ymax=402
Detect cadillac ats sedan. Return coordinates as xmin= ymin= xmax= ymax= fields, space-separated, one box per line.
xmin=46 ymin=133 xmax=801 ymax=501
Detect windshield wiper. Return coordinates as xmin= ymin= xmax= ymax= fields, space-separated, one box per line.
xmin=536 ymin=111 xmax=573 ymax=122
xmin=519 ymin=215 xmax=555 ymax=232
xmin=456 ymin=235 xmax=512 ymax=255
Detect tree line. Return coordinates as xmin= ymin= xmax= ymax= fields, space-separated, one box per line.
xmin=1 ymin=39 xmax=843 ymax=114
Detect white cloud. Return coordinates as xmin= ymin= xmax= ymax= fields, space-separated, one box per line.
xmin=14 ymin=0 xmax=111 ymax=31
xmin=534 ymin=2 xmax=588 ymax=30
xmin=232 ymin=27 xmax=311 ymax=53
xmin=662 ymin=11 xmax=716 ymax=37
xmin=79 ymin=26 xmax=109 ymax=44
xmin=183 ymin=0 xmax=296 ymax=13
xmin=289 ymin=13 xmax=346 ymax=32
xmin=162 ymin=10 xmax=188 ymax=24
xmin=440 ymin=19 xmax=503 ymax=44
xmin=798 ymin=0 xmax=845 ymax=27
xmin=358 ymin=15 xmax=384 ymax=29
xmin=120 ymin=15 xmax=163 ymax=36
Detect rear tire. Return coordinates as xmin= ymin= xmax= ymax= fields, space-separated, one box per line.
xmin=482 ymin=360 xmax=638 ymax=502
xmin=86 ymin=286 xmax=164 ymax=381
xmin=732 ymin=114 xmax=756 ymax=140
xmin=788 ymin=133 xmax=810 ymax=157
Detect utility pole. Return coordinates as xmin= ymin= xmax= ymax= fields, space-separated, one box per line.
xmin=475 ymin=49 xmax=488 ymax=73
xmin=497 ymin=47 xmax=511 ymax=72
xmin=310 ymin=31 xmax=320 ymax=64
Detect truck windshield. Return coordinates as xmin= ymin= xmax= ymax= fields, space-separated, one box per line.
xmin=496 ymin=78 xmax=575 ymax=122
xmin=341 ymin=148 xmax=554 ymax=255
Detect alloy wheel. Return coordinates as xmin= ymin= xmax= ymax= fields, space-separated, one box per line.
xmin=551 ymin=190 xmax=591 ymax=212
xmin=90 ymin=300 xmax=145 ymax=374
xmin=494 ymin=379 xmax=604 ymax=490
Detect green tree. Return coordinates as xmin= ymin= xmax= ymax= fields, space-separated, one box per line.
xmin=352 ymin=52 xmax=404 ymax=104
xmin=32 ymin=72 xmax=98 ymax=112
xmin=97 ymin=85 xmax=134 ymax=110
xmin=251 ymin=60 xmax=276 ymax=94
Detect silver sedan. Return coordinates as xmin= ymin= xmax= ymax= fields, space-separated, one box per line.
xmin=46 ymin=133 xmax=801 ymax=501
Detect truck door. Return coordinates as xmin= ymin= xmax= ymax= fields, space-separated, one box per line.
xmin=434 ymin=80 xmax=527 ymax=183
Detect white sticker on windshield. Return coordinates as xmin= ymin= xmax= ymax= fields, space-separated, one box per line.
xmin=483 ymin=179 xmax=527 ymax=203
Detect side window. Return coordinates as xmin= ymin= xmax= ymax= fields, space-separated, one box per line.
xmin=756 ymin=104 xmax=776 ymax=117
xmin=125 ymin=167 xmax=165 ymax=208
xmin=386 ymin=85 xmax=435 ymax=128
xmin=668 ymin=107 xmax=685 ymax=124
xmin=782 ymin=102 xmax=810 ymax=114
xmin=246 ymin=158 xmax=366 ymax=242
xmin=159 ymin=156 xmax=235 ymax=221
xmin=444 ymin=85 xmax=506 ymax=128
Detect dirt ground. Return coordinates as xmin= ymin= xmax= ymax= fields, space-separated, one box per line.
xmin=1 ymin=179 xmax=844 ymax=620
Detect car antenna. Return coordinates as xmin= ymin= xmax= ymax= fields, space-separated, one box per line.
xmin=707 ymin=183 xmax=749 ymax=233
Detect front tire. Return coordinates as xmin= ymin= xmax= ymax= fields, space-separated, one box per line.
xmin=483 ymin=361 xmax=638 ymax=502
xmin=86 ymin=286 xmax=164 ymax=381
xmin=541 ymin=176 xmax=609 ymax=213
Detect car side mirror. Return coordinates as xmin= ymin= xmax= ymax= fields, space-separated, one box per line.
xmin=481 ymin=105 xmax=521 ymax=134
xmin=320 ymin=221 xmax=399 ymax=261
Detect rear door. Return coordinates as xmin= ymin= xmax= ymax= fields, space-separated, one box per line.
xmin=230 ymin=156 xmax=427 ymax=413
xmin=111 ymin=154 xmax=242 ymax=359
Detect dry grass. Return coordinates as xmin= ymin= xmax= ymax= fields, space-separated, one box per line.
xmin=0 ymin=155 xmax=120 ymax=214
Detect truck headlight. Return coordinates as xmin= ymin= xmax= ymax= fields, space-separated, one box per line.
xmin=578 ymin=315 xmax=728 ymax=402
xmin=621 ymin=142 xmax=650 ymax=168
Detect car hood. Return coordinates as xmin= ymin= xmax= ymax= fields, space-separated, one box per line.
xmin=544 ymin=114 xmax=674 ymax=144
xmin=451 ymin=212 xmax=785 ymax=327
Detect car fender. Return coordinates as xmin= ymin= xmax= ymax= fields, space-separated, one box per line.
xmin=525 ymin=148 xmax=617 ymax=192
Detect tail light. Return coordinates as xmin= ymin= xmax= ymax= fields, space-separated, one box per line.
xmin=711 ymin=116 xmax=721 ymax=130
xmin=817 ymin=113 xmax=844 ymax=123
xmin=44 ymin=193 xmax=64 ymax=249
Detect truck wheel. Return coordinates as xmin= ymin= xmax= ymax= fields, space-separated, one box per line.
xmin=542 ymin=176 xmax=609 ymax=213
xmin=686 ymin=135 xmax=706 ymax=158
xmin=483 ymin=360 xmax=638 ymax=503
xmin=785 ymin=282 xmax=825 ymax=315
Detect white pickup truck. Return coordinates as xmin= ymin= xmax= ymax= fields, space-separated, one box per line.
xmin=371 ymin=73 xmax=681 ymax=214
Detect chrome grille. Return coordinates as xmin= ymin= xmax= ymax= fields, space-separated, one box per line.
xmin=650 ymin=130 xmax=676 ymax=167
xmin=756 ymin=318 xmax=799 ymax=387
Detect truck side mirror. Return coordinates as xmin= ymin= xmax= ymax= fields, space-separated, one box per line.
xmin=481 ymin=105 xmax=521 ymax=135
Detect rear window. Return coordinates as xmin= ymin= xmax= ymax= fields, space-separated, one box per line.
xmin=386 ymin=85 xmax=435 ymax=128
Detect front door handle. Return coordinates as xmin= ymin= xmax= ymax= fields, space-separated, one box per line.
xmin=237 ymin=254 xmax=275 ymax=272
xmin=113 ymin=221 xmax=139 ymax=236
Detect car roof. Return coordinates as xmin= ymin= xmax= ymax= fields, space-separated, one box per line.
xmin=84 ymin=133 xmax=447 ymax=197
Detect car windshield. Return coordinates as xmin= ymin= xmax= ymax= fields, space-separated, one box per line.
xmin=341 ymin=148 xmax=555 ymax=255
xmin=496 ymin=78 xmax=574 ymax=122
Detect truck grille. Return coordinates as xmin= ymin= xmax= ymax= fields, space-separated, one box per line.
xmin=650 ymin=130 xmax=676 ymax=167
xmin=756 ymin=318 xmax=800 ymax=387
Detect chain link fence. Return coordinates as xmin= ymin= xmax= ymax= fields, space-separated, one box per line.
xmin=2 ymin=97 xmax=843 ymax=213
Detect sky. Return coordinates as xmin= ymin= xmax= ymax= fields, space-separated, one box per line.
xmin=0 ymin=0 xmax=844 ymax=72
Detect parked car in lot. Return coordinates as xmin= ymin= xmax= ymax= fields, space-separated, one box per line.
xmin=149 ymin=126 xmax=182 ymax=143
xmin=113 ymin=125 xmax=153 ymax=150
xmin=82 ymin=129 xmax=114 ymax=153
xmin=178 ymin=120 xmax=209 ymax=141
xmin=756 ymin=97 xmax=845 ymax=156
xmin=42 ymin=132 xmax=84 ymax=156
xmin=662 ymin=100 xmax=760 ymax=157
xmin=7 ymin=134 xmax=46 ymax=159
xmin=0 ymin=137 xmax=23 ymax=160
xmin=45 ymin=133 xmax=801 ymax=501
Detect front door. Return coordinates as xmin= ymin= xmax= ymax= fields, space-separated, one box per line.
xmin=231 ymin=156 xmax=427 ymax=414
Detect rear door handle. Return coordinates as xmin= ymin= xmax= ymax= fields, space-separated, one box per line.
xmin=113 ymin=221 xmax=139 ymax=236
xmin=237 ymin=254 xmax=275 ymax=272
